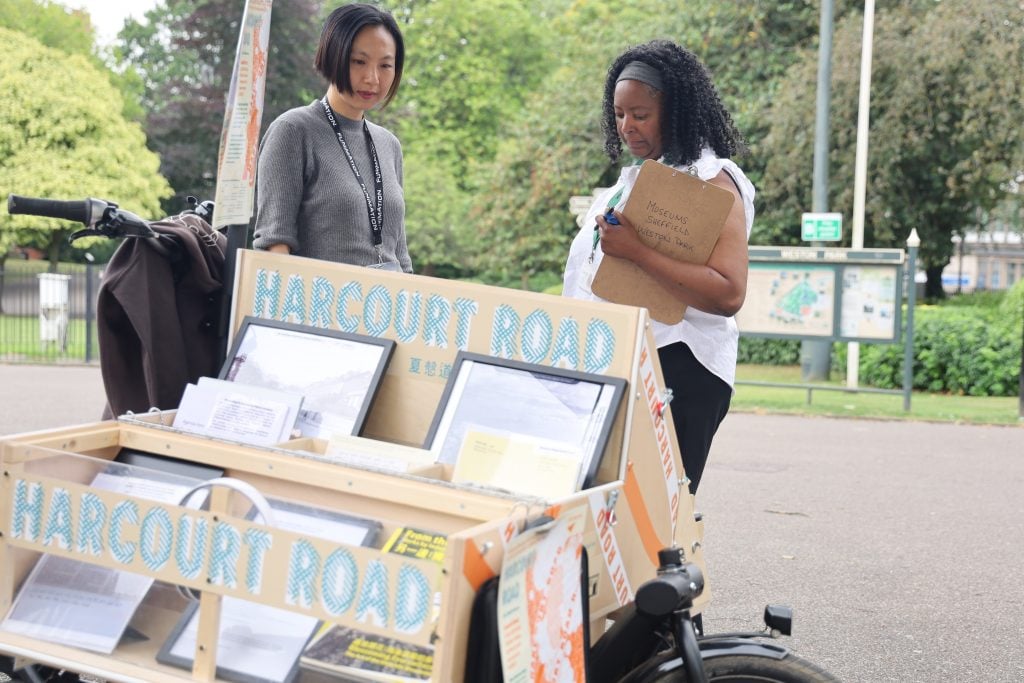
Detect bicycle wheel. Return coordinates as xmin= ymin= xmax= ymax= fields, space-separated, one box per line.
xmin=627 ymin=651 xmax=840 ymax=683
xmin=702 ymin=653 xmax=839 ymax=682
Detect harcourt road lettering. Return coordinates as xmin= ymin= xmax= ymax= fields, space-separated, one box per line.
xmin=9 ymin=477 xmax=433 ymax=636
xmin=249 ymin=268 xmax=618 ymax=374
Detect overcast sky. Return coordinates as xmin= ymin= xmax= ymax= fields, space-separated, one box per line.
xmin=58 ymin=0 xmax=161 ymax=46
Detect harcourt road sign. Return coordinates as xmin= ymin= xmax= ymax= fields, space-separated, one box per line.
xmin=801 ymin=212 xmax=843 ymax=242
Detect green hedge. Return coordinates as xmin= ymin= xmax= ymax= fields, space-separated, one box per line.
xmin=736 ymin=336 xmax=801 ymax=365
xmin=739 ymin=281 xmax=1024 ymax=397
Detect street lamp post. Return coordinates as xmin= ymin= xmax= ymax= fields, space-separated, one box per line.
xmin=1018 ymin=174 xmax=1023 ymax=420
xmin=903 ymin=229 xmax=920 ymax=412
xmin=84 ymin=253 xmax=95 ymax=364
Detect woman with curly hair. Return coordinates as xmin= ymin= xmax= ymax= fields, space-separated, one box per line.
xmin=563 ymin=39 xmax=756 ymax=495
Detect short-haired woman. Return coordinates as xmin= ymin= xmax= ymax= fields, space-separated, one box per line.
xmin=254 ymin=3 xmax=412 ymax=272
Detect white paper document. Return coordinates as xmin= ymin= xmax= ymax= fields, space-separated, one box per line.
xmin=431 ymin=359 xmax=620 ymax=489
xmin=172 ymin=376 xmax=303 ymax=446
xmin=451 ymin=429 xmax=583 ymax=500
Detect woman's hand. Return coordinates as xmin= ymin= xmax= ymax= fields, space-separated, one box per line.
xmin=597 ymin=210 xmax=646 ymax=262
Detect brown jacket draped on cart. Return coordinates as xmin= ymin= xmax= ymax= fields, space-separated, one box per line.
xmin=97 ymin=212 xmax=226 ymax=418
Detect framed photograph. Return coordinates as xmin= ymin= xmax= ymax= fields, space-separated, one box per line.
xmin=219 ymin=316 xmax=396 ymax=438
xmin=156 ymin=498 xmax=382 ymax=683
xmin=424 ymin=352 xmax=627 ymax=492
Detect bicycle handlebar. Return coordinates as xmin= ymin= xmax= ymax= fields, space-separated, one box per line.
xmin=634 ymin=561 xmax=705 ymax=619
xmin=7 ymin=195 xmax=104 ymax=226
xmin=8 ymin=193 xmax=158 ymax=239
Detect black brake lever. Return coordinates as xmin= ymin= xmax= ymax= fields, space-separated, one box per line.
xmin=67 ymin=205 xmax=158 ymax=245
xmin=68 ymin=226 xmax=119 ymax=243
xmin=68 ymin=227 xmax=100 ymax=243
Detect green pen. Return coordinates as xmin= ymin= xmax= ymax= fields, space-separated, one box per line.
xmin=592 ymin=186 xmax=625 ymax=252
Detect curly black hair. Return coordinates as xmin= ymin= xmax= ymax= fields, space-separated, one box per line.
xmin=601 ymin=40 xmax=744 ymax=166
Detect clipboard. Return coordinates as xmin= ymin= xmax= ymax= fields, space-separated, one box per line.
xmin=591 ymin=159 xmax=735 ymax=324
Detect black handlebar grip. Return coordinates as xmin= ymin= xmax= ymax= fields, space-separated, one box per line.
xmin=635 ymin=564 xmax=706 ymax=619
xmin=8 ymin=195 xmax=91 ymax=225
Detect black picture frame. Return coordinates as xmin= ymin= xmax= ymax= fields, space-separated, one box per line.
xmin=155 ymin=498 xmax=382 ymax=683
xmin=218 ymin=316 xmax=395 ymax=438
xmin=113 ymin=448 xmax=225 ymax=482
xmin=423 ymin=352 xmax=627 ymax=491
xmin=155 ymin=598 xmax=317 ymax=683
xmin=258 ymin=497 xmax=383 ymax=549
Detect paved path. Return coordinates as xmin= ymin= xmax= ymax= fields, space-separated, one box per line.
xmin=1 ymin=363 xmax=1022 ymax=681
xmin=700 ymin=412 xmax=1024 ymax=682
xmin=0 ymin=363 xmax=107 ymax=435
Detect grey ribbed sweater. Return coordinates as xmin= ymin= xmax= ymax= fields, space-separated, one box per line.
xmin=253 ymin=101 xmax=412 ymax=271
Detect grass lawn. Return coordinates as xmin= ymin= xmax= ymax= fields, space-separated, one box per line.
xmin=734 ymin=364 xmax=1022 ymax=426
xmin=2 ymin=309 xmax=1021 ymax=426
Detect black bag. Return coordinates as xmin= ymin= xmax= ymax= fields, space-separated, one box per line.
xmin=464 ymin=574 xmax=504 ymax=681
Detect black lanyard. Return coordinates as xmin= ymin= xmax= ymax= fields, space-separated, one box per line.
xmin=320 ymin=97 xmax=385 ymax=259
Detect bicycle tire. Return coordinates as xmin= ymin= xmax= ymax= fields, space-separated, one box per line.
xmin=626 ymin=651 xmax=840 ymax=683
xmin=704 ymin=652 xmax=838 ymax=682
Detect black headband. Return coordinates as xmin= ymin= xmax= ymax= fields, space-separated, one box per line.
xmin=616 ymin=61 xmax=664 ymax=92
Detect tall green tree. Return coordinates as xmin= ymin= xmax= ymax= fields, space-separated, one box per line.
xmin=0 ymin=0 xmax=146 ymax=121
xmin=0 ymin=0 xmax=93 ymax=56
xmin=115 ymin=0 xmax=325 ymax=214
xmin=757 ymin=0 xmax=1024 ymax=298
xmin=0 ymin=28 xmax=171 ymax=267
xmin=0 ymin=0 xmax=93 ymax=273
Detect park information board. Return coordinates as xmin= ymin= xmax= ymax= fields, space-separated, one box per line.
xmin=735 ymin=246 xmax=905 ymax=343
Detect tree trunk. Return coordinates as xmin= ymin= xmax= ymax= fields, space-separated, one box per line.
xmin=47 ymin=233 xmax=61 ymax=273
xmin=924 ymin=264 xmax=947 ymax=300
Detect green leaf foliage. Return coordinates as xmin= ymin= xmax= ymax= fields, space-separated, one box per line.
xmin=0 ymin=0 xmax=145 ymax=122
xmin=373 ymin=0 xmax=558 ymax=278
xmin=830 ymin=302 xmax=1022 ymax=397
xmin=0 ymin=0 xmax=94 ymax=57
xmin=999 ymin=278 xmax=1024 ymax=320
xmin=0 ymin=28 xmax=171 ymax=264
xmin=737 ymin=337 xmax=802 ymax=366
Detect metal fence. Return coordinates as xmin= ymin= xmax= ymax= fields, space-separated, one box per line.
xmin=0 ymin=259 xmax=103 ymax=364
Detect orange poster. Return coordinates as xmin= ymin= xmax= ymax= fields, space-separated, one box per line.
xmin=497 ymin=505 xmax=588 ymax=683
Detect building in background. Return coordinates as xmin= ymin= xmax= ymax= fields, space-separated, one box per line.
xmin=942 ymin=230 xmax=1024 ymax=294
